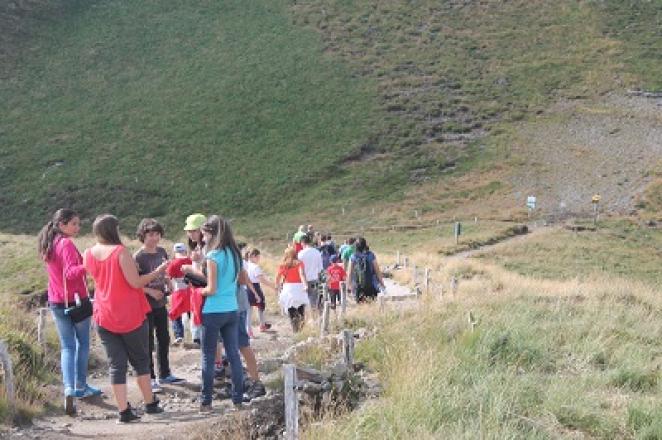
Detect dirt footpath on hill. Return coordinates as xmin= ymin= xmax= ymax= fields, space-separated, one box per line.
xmin=12 ymin=309 xmax=296 ymax=440
xmin=510 ymin=93 xmax=662 ymax=216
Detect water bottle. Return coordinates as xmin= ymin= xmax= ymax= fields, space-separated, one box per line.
xmin=74 ymin=292 xmax=82 ymax=307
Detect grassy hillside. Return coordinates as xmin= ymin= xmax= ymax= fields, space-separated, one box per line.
xmin=307 ymin=261 xmax=662 ymax=439
xmin=1 ymin=0 xmax=660 ymax=235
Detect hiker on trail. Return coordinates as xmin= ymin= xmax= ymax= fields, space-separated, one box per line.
xmin=184 ymin=213 xmax=207 ymax=346
xmin=166 ymin=243 xmax=192 ymax=344
xmin=326 ymin=255 xmax=346 ymax=309
xmin=340 ymin=237 xmax=356 ymax=272
xmin=276 ymin=247 xmax=309 ymax=332
xmin=38 ymin=209 xmax=102 ymax=416
xmin=245 ymin=248 xmax=277 ymax=332
xmin=197 ymin=215 xmax=245 ymax=411
xmin=298 ymin=234 xmax=324 ymax=315
xmin=134 ymin=219 xmax=184 ymax=393
xmin=83 ymin=214 xmax=166 ymax=423
xmin=292 ymin=225 xmax=306 ymax=254
xmin=319 ymin=234 xmax=337 ymax=270
xmin=347 ymin=237 xmax=385 ymax=303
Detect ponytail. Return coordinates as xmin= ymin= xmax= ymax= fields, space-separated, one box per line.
xmin=37 ymin=209 xmax=78 ymax=260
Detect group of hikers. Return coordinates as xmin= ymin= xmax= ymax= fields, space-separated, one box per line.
xmin=38 ymin=209 xmax=386 ymax=423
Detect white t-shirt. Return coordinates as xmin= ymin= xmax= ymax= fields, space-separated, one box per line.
xmin=298 ymin=247 xmax=323 ymax=282
xmin=245 ymin=260 xmax=264 ymax=284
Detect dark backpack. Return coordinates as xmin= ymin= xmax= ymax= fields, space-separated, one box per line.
xmin=353 ymin=253 xmax=372 ymax=291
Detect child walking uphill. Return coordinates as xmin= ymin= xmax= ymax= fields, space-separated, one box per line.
xmin=276 ymin=247 xmax=309 ymax=332
xmin=326 ymin=255 xmax=346 ymax=309
xmin=134 ymin=219 xmax=184 ymax=393
xmin=84 ymin=214 xmax=166 ymax=423
xmin=245 ymin=248 xmax=276 ymax=332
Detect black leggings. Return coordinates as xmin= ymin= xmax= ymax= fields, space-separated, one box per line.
xmin=147 ymin=306 xmax=171 ymax=380
xmin=287 ymin=306 xmax=305 ymax=332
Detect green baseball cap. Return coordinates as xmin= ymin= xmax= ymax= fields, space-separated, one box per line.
xmin=183 ymin=213 xmax=206 ymax=231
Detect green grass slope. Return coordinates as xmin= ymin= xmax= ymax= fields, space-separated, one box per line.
xmin=1 ymin=0 xmax=660 ymax=235
xmin=0 ymin=0 xmax=378 ymax=232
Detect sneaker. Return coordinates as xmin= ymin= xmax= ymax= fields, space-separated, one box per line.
xmin=117 ymin=404 xmax=140 ymax=424
xmin=259 ymin=323 xmax=272 ymax=332
xmin=151 ymin=379 xmax=162 ymax=394
xmin=75 ymin=384 xmax=103 ymax=398
xmin=159 ymin=375 xmax=185 ymax=384
xmin=246 ymin=380 xmax=266 ymax=400
xmin=216 ymin=383 xmax=232 ymax=400
xmin=173 ymin=337 xmax=183 ymax=345
xmin=144 ymin=398 xmax=164 ymax=414
xmin=64 ymin=395 xmax=76 ymax=416
xmin=199 ymin=403 xmax=213 ymax=413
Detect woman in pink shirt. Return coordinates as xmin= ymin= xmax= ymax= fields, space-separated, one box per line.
xmin=38 ymin=209 xmax=101 ymax=416
xmin=84 ymin=214 xmax=167 ymax=423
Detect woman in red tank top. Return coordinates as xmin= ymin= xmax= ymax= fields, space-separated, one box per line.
xmin=276 ymin=247 xmax=309 ymax=332
xmin=84 ymin=214 xmax=168 ymax=423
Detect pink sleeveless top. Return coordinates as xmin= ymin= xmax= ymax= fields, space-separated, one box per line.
xmin=84 ymin=245 xmax=151 ymax=333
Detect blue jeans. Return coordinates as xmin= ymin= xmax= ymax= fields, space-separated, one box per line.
xmin=50 ymin=307 xmax=92 ymax=396
xmin=200 ymin=311 xmax=243 ymax=405
xmin=172 ymin=316 xmax=184 ymax=339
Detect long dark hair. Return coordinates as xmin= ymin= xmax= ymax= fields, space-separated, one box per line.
xmin=202 ymin=215 xmax=242 ymax=275
xmin=37 ymin=208 xmax=78 ymax=261
xmin=92 ymin=214 xmax=122 ymax=245
xmin=355 ymin=236 xmax=369 ymax=253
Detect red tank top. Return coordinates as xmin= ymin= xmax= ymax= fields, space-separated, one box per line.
xmin=279 ymin=262 xmax=304 ymax=283
xmin=84 ymin=245 xmax=151 ymax=333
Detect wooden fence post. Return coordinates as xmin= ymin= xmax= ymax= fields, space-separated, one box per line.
xmin=403 ymin=256 xmax=409 ymax=268
xmin=37 ymin=308 xmax=47 ymax=351
xmin=322 ymin=284 xmax=330 ymax=303
xmin=342 ymin=329 xmax=354 ymax=368
xmin=320 ymin=301 xmax=331 ymax=337
xmin=0 ymin=340 xmax=15 ymax=416
xmin=396 ymin=250 xmax=400 ymax=266
xmin=468 ymin=311 xmax=477 ymax=332
xmin=378 ymin=291 xmax=385 ymax=312
xmin=340 ymin=282 xmax=348 ymax=317
xmin=283 ymin=364 xmax=299 ymax=440
xmin=424 ymin=268 xmax=430 ymax=294
xmin=411 ymin=262 xmax=417 ymax=284
xmin=451 ymin=276 xmax=459 ymax=295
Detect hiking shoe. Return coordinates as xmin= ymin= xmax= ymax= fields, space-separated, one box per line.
xmin=216 ymin=383 xmax=232 ymax=400
xmin=173 ymin=337 xmax=183 ymax=345
xmin=259 ymin=323 xmax=272 ymax=332
xmin=160 ymin=375 xmax=185 ymax=384
xmin=75 ymin=384 xmax=102 ymax=398
xmin=151 ymin=379 xmax=162 ymax=394
xmin=144 ymin=398 xmax=164 ymax=414
xmin=64 ymin=395 xmax=76 ymax=416
xmin=246 ymin=380 xmax=266 ymax=400
xmin=117 ymin=404 xmax=140 ymax=424
xmin=199 ymin=403 xmax=213 ymax=414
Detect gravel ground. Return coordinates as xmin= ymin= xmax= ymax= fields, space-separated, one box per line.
xmin=509 ymin=93 xmax=662 ymax=216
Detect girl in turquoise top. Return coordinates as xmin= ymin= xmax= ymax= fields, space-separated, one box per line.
xmin=198 ymin=215 xmax=244 ymax=409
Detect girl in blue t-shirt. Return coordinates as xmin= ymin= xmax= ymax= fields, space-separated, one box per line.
xmin=198 ymin=215 xmax=244 ymax=410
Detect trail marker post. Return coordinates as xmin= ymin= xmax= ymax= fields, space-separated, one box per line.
xmin=342 ymin=329 xmax=354 ymax=368
xmin=592 ymin=194 xmax=601 ymax=226
xmin=451 ymin=276 xmax=459 ymax=295
xmin=283 ymin=364 xmax=299 ymax=440
xmin=320 ymin=301 xmax=330 ymax=337
xmin=396 ymin=250 xmax=400 ymax=266
xmin=403 ymin=256 xmax=409 ymax=268
xmin=340 ymin=282 xmax=347 ymax=317
xmin=411 ymin=262 xmax=417 ymax=284
xmin=527 ymin=195 xmax=537 ymax=219
xmin=454 ymin=222 xmax=462 ymax=245
xmin=37 ymin=308 xmax=47 ymax=352
xmin=424 ymin=268 xmax=430 ymax=294
xmin=0 ymin=340 xmax=15 ymax=416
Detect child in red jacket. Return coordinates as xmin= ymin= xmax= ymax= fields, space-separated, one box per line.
xmin=326 ymin=255 xmax=346 ymax=309
xmin=167 ymin=243 xmax=192 ymax=343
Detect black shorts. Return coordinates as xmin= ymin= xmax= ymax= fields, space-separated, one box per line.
xmin=249 ymin=283 xmax=266 ymax=311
